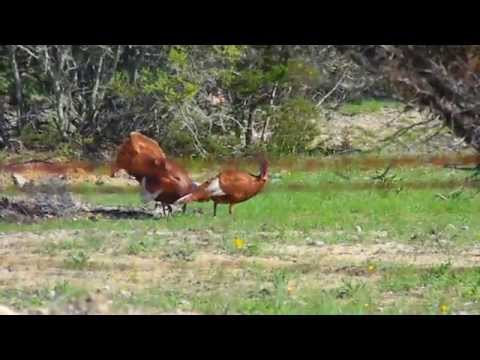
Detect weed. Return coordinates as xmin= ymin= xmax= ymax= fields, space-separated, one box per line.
xmin=336 ymin=279 xmax=366 ymax=299
xmin=64 ymin=250 xmax=90 ymax=269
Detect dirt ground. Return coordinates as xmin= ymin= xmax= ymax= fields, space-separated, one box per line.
xmin=1 ymin=227 xmax=479 ymax=314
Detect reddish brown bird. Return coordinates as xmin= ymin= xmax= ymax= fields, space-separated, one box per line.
xmin=111 ymin=131 xmax=197 ymax=215
xmin=140 ymin=157 xmax=198 ymax=215
xmin=110 ymin=131 xmax=166 ymax=181
xmin=175 ymin=157 xmax=269 ymax=216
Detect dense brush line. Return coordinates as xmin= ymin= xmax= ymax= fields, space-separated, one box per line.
xmin=2 ymin=153 xmax=480 ymax=175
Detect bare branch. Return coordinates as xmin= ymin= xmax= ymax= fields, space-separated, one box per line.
xmin=16 ymin=45 xmax=39 ymax=59
xmin=380 ymin=118 xmax=439 ymax=144
xmin=316 ymin=72 xmax=347 ymax=107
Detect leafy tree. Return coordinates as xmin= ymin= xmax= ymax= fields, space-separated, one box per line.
xmin=0 ymin=45 xmax=381 ymax=157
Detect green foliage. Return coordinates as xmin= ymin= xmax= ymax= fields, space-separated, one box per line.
xmin=211 ymin=46 xmax=246 ymax=87
xmin=134 ymin=47 xmax=200 ymax=106
xmin=165 ymin=128 xmax=239 ymax=158
xmin=161 ymin=120 xmax=197 ymax=156
xmin=168 ymin=47 xmax=188 ymax=70
xmin=213 ymin=45 xmax=245 ymax=63
xmin=285 ymin=59 xmax=321 ymax=88
xmin=265 ymin=64 xmax=288 ymax=83
xmin=0 ymin=45 xmax=407 ymax=157
xmin=110 ymin=71 xmax=139 ymax=98
xmin=19 ymin=122 xmax=64 ymax=151
xmin=232 ymin=69 xmax=265 ymax=95
xmin=203 ymin=134 xmax=239 ymax=157
xmin=217 ymin=69 xmax=236 ymax=87
xmin=56 ymin=143 xmax=78 ymax=158
xmin=140 ymin=68 xmax=171 ymax=95
xmin=268 ymin=97 xmax=321 ymax=154
xmin=17 ymin=121 xmax=78 ymax=156
xmin=0 ymin=71 xmax=10 ymax=95
xmin=22 ymin=74 xmax=48 ymax=102
xmin=229 ymin=58 xmax=318 ymax=97
xmin=231 ymin=63 xmax=289 ymax=95
xmin=140 ymin=68 xmax=199 ymax=105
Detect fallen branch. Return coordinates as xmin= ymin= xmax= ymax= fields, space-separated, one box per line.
xmin=380 ymin=118 xmax=439 ymax=144
xmin=363 ymin=116 xmax=440 ymax=155
xmin=317 ymin=72 xmax=347 ymax=107
xmin=370 ymin=163 xmax=394 ymax=181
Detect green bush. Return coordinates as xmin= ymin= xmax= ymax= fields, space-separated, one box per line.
xmin=267 ymin=97 xmax=320 ymax=155
xmin=109 ymin=71 xmax=140 ymax=99
xmin=203 ymin=134 xmax=240 ymax=157
xmin=161 ymin=120 xmax=197 ymax=156
xmin=243 ymin=142 xmax=268 ymax=158
xmin=0 ymin=71 xmax=10 ymax=96
xmin=18 ymin=121 xmax=79 ymax=158
xmin=56 ymin=143 xmax=78 ymax=159
xmin=19 ymin=122 xmax=64 ymax=151
xmin=162 ymin=120 xmax=241 ymax=158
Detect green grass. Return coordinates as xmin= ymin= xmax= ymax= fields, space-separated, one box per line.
xmin=113 ymin=268 xmax=377 ymax=315
xmin=2 ymin=157 xmax=480 ymax=314
xmin=376 ymin=263 xmax=480 ymax=315
xmin=38 ymin=234 xmax=106 ymax=255
xmin=339 ymin=98 xmax=402 ymax=116
xmin=2 ymin=166 xmax=480 ymax=245
xmin=115 ymin=288 xmax=375 ymax=315
xmin=0 ymin=281 xmax=88 ymax=311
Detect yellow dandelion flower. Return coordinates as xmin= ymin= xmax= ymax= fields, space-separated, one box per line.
xmin=367 ymin=264 xmax=376 ymax=273
xmin=233 ymin=238 xmax=246 ymax=250
xmin=440 ymin=304 xmax=449 ymax=315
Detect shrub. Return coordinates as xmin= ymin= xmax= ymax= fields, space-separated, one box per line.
xmin=19 ymin=122 xmax=64 ymax=151
xmin=161 ymin=120 xmax=197 ymax=156
xmin=267 ymin=97 xmax=320 ymax=155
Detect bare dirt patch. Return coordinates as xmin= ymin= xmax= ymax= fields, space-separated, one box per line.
xmin=318 ymin=108 xmax=470 ymax=153
xmin=266 ymin=242 xmax=480 ymax=268
xmin=1 ymin=228 xmax=479 ymax=291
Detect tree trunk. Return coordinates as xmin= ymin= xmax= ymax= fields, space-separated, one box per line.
xmin=125 ymin=46 xmax=142 ymax=84
xmin=245 ymin=106 xmax=255 ymax=147
xmin=50 ymin=46 xmax=70 ymax=139
xmin=0 ymin=96 xmax=8 ymax=145
xmin=260 ymin=83 xmax=277 ymax=143
xmin=89 ymin=50 xmax=105 ymax=128
xmin=83 ymin=45 xmax=124 ymax=135
xmin=8 ymin=45 xmax=24 ymax=132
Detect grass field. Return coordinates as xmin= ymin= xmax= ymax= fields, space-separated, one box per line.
xmin=1 ymin=158 xmax=480 ymax=314
xmin=338 ymin=98 xmax=402 ymax=116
